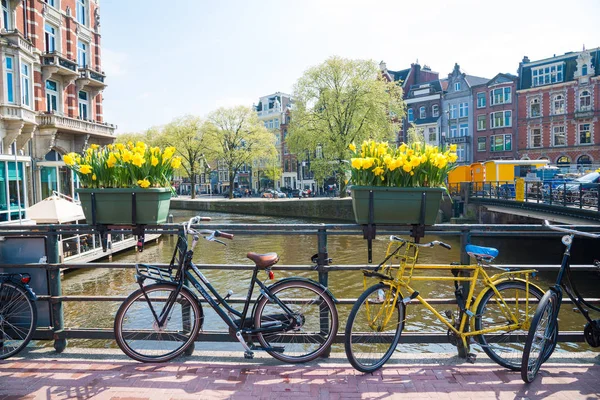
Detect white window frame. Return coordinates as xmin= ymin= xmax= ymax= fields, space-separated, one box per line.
xmin=78 ymin=90 xmax=89 ymax=120
xmin=77 ymin=40 xmax=88 ymax=68
xmin=449 ymin=104 xmax=457 ymax=119
xmin=477 ymin=115 xmax=486 ymax=131
xmin=427 ymin=127 xmax=436 ymax=142
xmin=454 ymin=82 xmax=461 ymax=91
xmin=459 ymin=102 xmax=468 ymax=118
xmin=77 ymin=0 xmax=87 ymax=26
xmin=579 ymin=90 xmax=592 ymax=111
xmin=45 ymin=0 xmax=57 ymax=8
xmin=5 ymin=56 xmax=14 ymax=104
xmin=530 ymin=128 xmax=542 ymax=148
xmin=419 ymin=106 xmax=426 ymax=119
xmin=552 ymin=125 xmax=566 ymax=147
xmin=20 ymin=63 xmax=31 ymax=108
xmin=532 ymin=63 xmax=564 ymax=87
xmin=407 ymin=108 xmax=414 ymax=123
xmin=490 ymin=87 xmax=512 ymax=105
xmin=530 ymin=98 xmax=541 ymax=117
xmin=477 ymin=137 xmax=486 ymax=152
xmin=1 ymin=0 xmax=11 ymax=30
xmin=431 ymin=104 xmax=439 ymax=118
xmin=45 ymin=22 xmax=57 ymax=53
xmin=456 ymin=144 xmax=465 ymax=162
xmin=46 ymin=80 xmax=59 ymax=113
xmin=579 ymin=123 xmax=591 ymax=145
xmin=552 ymin=94 xmax=565 ymax=115
xmin=490 ymin=111 xmax=512 ymax=129
xmin=459 ymin=123 xmax=468 ymax=137
xmin=490 ymin=134 xmax=512 ymax=152
xmin=476 ymin=92 xmax=486 ymax=108
xmin=450 ymin=124 xmax=457 ymax=138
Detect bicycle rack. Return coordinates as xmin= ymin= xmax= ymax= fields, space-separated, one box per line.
xmin=90 ymin=192 xmax=147 ymax=253
xmin=362 ymin=190 xmax=428 ymax=263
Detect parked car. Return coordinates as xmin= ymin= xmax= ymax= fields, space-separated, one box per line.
xmin=223 ymin=190 xmax=243 ymax=198
xmin=274 ymin=190 xmax=287 ymax=198
xmin=553 ymin=171 xmax=600 ymax=205
xmin=261 ymin=190 xmax=274 ymax=198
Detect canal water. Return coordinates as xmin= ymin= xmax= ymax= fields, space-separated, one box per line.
xmin=61 ymin=209 xmax=600 ymax=353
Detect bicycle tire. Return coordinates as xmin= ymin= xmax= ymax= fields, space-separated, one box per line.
xmin=114 ymin=283 xmax=202 ymax=363
xmin=254 ymin=279 xmax=338 ymax=363
xmin=0 ymin=282 xmax=37 ymax=360
xmin=475 ymin=280 xmax=556 ymax=371
xmin=521 ymin=290 xmax=560 ymax=383
xmin=344 ymin=282 xmax=405 ymax=373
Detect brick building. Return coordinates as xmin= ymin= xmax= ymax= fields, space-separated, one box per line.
xmin=404 ymin=79 xmax=444 ymax=147
xmin=0 ymin=0 xmax=114 ymax=223
xmin=517 ymin=48 xmax=600 ymax=170
xmin=472 ymin=73 xmax=518 ymax=162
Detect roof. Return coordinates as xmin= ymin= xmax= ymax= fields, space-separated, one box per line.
xmin=408 ymin=79 xmax=443 ymax=93
xmin=464 ymin=75 xmax=490 ymax=87
xmin=414 ymin=116 xmax=440 ymax=125
xmin=387 ymin=68 xmax=410 ymax=83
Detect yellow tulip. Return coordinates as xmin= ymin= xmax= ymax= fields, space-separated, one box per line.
xmin=132 ymin=153 xmax=145 ymax=167
xmin=137 ymin=179 xmax=151 ymax=188
xmin=349 ymin=143 xmax=356 ymax=152
xmin=63 ymin=153 xmax=75 ymax=166
xmin=151 ymin=156 xmax=159 ymax=167
xmin=402 ymin=163 xmax=412 ymax=173
xmin=170 ymin=157 xmax=182 ymax=169
xmin=450 ymin=144 xmax=457 ymax=152
xmin=79 ymin=165 xmax=92 ymax=174
xmin=116 ymin=143 xmax=125 ymax=151
xmin=351 ymin=158 xmax=363 ymax=169
xmin=90 ymin=144 xmax=99 ymax=150
xmin=107 ymin=153 xmax=117 ymax=168
xmin=92 ymin=174 xmax=97 ymax=181
xmin=122 ymin=151 xmax=133 ymax=163
xmin=373 ymin=166 xmax=385 ymax=176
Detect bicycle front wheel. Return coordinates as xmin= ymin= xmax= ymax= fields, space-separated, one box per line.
xmin=521 ymin=290 xmax=560 ymax=383
xmin=254 ymin=279 xmax=338 ymax=363
xmin=475 ymin=280 xmax=555 ymax=370
xmin=114 ymin=284 xmax=201 ymax=363
xmin=344 ymin=283 xmax=405 ymax=373
xmin=0 ymin=282 xmax=37 ymax=359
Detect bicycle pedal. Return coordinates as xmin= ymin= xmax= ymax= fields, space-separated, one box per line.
xmin=573 ymin=307 xmax=583 ymax=313
xmin=466 ymin=353 xmax=477 ymax=364
xmin=244 ymin=351 xmax=254 ymax=359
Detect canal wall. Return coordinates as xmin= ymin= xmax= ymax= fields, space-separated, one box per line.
xmin=170 ymin=197 xmax=454 ymax=222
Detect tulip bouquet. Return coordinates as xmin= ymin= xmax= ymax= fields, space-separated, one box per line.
xmin=349 ymin=140 xmax=458 ymax=188
xmin=63 ymin=142 xmax=183 ymax=189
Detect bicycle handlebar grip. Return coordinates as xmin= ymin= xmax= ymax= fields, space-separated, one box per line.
xmin=198 ymin=217 xmax=212 ymax=221
xmin=439 ymin=242 xmax=452 ymax=250
xmin=216 ymin=231 xmax=234 ymax=240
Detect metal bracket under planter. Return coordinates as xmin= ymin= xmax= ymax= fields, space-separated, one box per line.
xmin=91 ymin=192 xmax=147 ymax=253
xmin=362 ymin=190 xmax=428 ymax=263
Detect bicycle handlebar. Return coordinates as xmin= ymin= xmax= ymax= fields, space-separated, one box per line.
xmin=543 ymin=220 xmax=600 ymax=239
xmin=216 ymin=231 xmax=234 ymax=240
xmin=390 ymin=235 xmax=451 ymax=250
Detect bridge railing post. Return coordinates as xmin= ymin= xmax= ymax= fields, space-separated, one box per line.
xmin=46 ymin=227 xmax=67 ymax=353
xmin=317 ymin=226 xmax=331 ymax=357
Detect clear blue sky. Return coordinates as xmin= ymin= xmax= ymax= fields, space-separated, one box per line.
xmin=100 ymin=0 xmax=600 ymax=134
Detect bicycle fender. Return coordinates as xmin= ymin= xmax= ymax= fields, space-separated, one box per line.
xmin=2 ymin=279 xmax=37 ymax=301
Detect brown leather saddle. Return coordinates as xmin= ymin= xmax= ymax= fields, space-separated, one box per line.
xmin=246 ymin=252 xmax=279 ymax=268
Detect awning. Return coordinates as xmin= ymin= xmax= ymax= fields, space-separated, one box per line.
xmin=28 ymin=195 xmax=85 ymax=223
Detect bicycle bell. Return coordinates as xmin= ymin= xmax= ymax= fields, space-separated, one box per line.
xmin=561 ymin=235 xmax=573 ymax=246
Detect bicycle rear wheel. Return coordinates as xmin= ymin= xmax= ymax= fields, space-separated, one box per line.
xmin=521 ymin=290 xmax=560 ymax=383
xmin=475 ymin=280 xmax=556 ymax=371
xmin=344 ymin=283 xmax=405 ymax=373
xmin=0 ymin=282 xmax=37 ymax=359
xmin=114 ymin=284 xmax=201 ymax=363
xmin=254 ymin=279 xmax=338 ymax=363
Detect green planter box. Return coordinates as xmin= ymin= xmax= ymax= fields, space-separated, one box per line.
xmin=351 ymin=186 xmax=444 ymax=225
xmin=76 ymin=188 xmax=171 ymax=225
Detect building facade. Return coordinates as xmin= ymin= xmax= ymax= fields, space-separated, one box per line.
xmin=441 ymin=64 xmax=488 ymax=164
xmin=472 ymin=73 xmax=518 ymax=162
xmin=0 ymin=0 xmax=115 ymax=223
xmin=517 ymin=48 xmax=600 ymax=170
xmin=404 ymin=80 xmax=444 ymax=147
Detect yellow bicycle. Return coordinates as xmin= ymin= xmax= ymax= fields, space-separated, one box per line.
xmin=344 ymin=235 xmax=552 ymax=373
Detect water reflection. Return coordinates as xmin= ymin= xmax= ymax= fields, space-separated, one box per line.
xmin=61 ymin=209 xmax=600 ymax=353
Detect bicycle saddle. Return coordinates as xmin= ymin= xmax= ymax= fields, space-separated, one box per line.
xmin=465 ymin=244 xmax=499 ymax=261
xmin=247 ymin=252 xmax=279 ymax=268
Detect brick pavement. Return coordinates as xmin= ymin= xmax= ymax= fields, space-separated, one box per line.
xmin=0 ymin=354 xmax=599 ymax=400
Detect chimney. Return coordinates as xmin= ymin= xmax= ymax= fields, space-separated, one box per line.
xmin=379 ymin=61 xmax=387 ymax=72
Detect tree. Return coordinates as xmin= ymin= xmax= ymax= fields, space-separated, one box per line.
xmin=261 ymin=155 xmax=283 ymax=189
xmin=115 ymin=128 xmax=160 ymax=145
xmin=156 ymin=116 xmax=209 ymax=199
xmin=288 ymin=56 xmax=405 ymax=197
xmin=205 ymin=106 xmax=277 ymax=199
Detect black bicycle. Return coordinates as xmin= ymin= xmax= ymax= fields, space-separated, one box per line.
xmin=0 ymin=272 xmax=37 ymax=359
xmin=521 ymin=220 xmax=600 ymax=383
xmin=114 ymin=216 xmax=339 ymax=363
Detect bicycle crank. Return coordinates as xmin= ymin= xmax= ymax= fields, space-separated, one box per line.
xmin=584 ymin=320 xmax=600 ymax=347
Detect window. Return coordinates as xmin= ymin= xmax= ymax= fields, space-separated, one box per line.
xmin=77 ymin=41 xmax=88 ymax=67
xmin=490 ymin=87 xmax=511 ymax=105
xmin=530 ymin=98 xmax=541 ymax=117
xmin=490 ymin=111 xmax=512 ymax=128
xmin=582 ymin=64 xmax=588 ymax=76
xmin=579 ymin=90 xmax=591 ymax=111
xmin=454 ymin=82 xmax=461 ymax=91
xmin=477 ymin=137 xmax=486 ymax=152
xmin=45 ymin=23 xmax=58 ymax=54
xmin=419 ymin=106 xmax=426 ymax=119
xmin=459 ymin=123 xmax=468 ymax=137
xmin=450 ymin=124 xmax=457 ymax=138
xmin=449 ymin=104 xmax=457 ymax=119
xmin=577 ymin=155 xmax=592 ymax=167
xmin=477 ymin=115 xmax=486 ymax=131
xmin=274 ymin=118 xmax=280 ymax=129
xmin=21 ymin=63 xmax=31 ymax=107
xmin=579 ymin=123 xmax=591 ymax=144
xmin=530 ymin=128 xmax=542 ymax=148
xmin=427 ymin=127 xmax=436 ymax=142
xmin=532 ymin=63 xmax=564 ymax=87
xmin=552 ymin=94 xmax=565 ymax=115
xmin=268 ymin=119 xmax=273 ymax=129
xmin=77 ymin=0 xmax=87 ymax=25
xmin=78 ymin=91 xmax=89 ymax=120
xmin=46 ymin=80 xmax=58 ymax=113
xmin=407 ymin=108 xmax=414 ymax=123
xmin=477 ymin=92 xmax=486 ymax=108
xmin=491 ymin=134 xmax=512 ymax=152
xmin=552 ymin=126 xmax=566 ymax=146
xmin=557 ymin=156 xmax=570 ymax=166
xmin=5 ymin=56 xmax=14 ymax=104
xmin=456 ymin=144 xmax=465 ymax=162
xmin=459 ymin=102 xmax=468 ymax=118
xmin=1 ymin=0 xmax=10 ymax=30
xmin=432 ymin=104 xmax=439 ymax=117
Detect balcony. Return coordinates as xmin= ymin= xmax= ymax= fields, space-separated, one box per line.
xmin=37 ymin=114 xmax=116 ymax=138
xmin=575 ymin=107 xmax=595 ymax=120
xmin=77 ymin=67 xmax=107 ymax=92
xmin=0 ymin=105 xmax=37 ymax=125
xmin=447 ymin=135 xmax=470 ymax=144
xmin=41 ymin=52 xmax=80 ymax=85
xmin=0 ymin=30 xmax=35 ymax=55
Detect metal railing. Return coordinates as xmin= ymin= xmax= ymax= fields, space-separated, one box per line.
xmin=1 ymin=223 xmax=599 ymax=355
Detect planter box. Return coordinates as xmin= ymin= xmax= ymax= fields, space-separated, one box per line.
xmin=351 ymin=186 xmax=444 ymax=225
xmin=76 ymin=188 xmax=171 ymax=225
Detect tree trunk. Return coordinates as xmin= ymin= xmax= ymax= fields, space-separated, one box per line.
xmin=190 ymin=171 xmax=197 ymax=199
xmin=229 ymin=172 xmax=235 ymax=199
